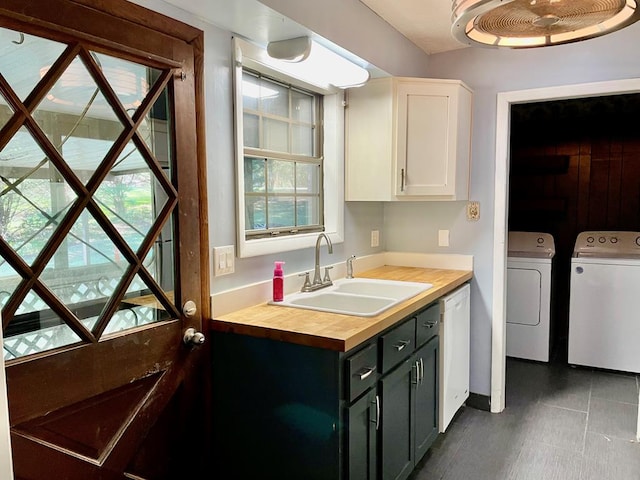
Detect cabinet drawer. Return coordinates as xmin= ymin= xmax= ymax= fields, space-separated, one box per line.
xmin=380 ymin=317 xmax=416 ymax=373
xmin=346 ymin=343 xmax=378 ymax=402
xmin=416 ymin=303 xmax=439 ymax=347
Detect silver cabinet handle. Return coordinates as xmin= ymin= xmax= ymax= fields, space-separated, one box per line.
xmin=412 ymin=361 xmax=419 ymax=385
xmin=419 ymin=357 xmax=424 ymax=384
xmin=423 ymin=321 xmax=437 ymax=329
xmin=394 ymin=340 xmax=410 ymax=351
xmin=374 ymin=395 xmax=380 ymax=430
xmin=357 ymin=366 xmax=376 ymax=381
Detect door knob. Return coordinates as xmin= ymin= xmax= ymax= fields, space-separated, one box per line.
xmin=183 ymin=327 xmax=205 ymax=346
xmin=183 ymin=300 xmax=197 ymax=317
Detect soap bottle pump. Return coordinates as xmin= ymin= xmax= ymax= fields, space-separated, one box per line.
xmin=273 ymin=261 xmax=285 ymax=302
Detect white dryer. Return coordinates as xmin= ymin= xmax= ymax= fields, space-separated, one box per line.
xmin=568 ymin=231 xmax=640 ymax=373
xmin=506 ymin=232 xmax=555 ymax=362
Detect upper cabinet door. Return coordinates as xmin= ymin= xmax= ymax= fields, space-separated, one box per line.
xmin=346 ymin=77 xmax=472 ymax=202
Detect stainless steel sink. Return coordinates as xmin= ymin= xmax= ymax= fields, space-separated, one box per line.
xmin=270 ymin=278 xmax=433 ymax=317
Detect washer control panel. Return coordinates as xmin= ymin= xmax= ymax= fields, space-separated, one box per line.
xmin=508 ymin=231 xmax=555 ymax=258
xmin=574 ymin=231 xmax=640 ymax=257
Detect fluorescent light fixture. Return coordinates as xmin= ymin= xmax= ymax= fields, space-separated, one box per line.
xmin=452 ymin=0 xmax=640 ymax=48
xmin=266 ymin=36 xmax=369 ymax=89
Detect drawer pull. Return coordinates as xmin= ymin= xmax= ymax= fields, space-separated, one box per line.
xmin=371 ymin=395 xmax=380 ymax=430
xmin=394 ymin=340 xmax=410 ymax=351
xmin=423 ymin=321 xmax=437 ymax=329
xmin=357 ymin=366 xmax=376 ymax=380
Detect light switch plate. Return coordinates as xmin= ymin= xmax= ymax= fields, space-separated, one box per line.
xmin=213 ymin=245 xmax=235 ymax=276
xmin=438 ymin=230 xmax=450 ymax=247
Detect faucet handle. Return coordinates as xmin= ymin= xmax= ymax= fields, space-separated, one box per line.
xmin=346 ymin=255 xmax=356 ymax=279
xmin=299 ymin=272 xmax=312 ymax=291
xmin=323 ymin=266 xmax=334 ymax=284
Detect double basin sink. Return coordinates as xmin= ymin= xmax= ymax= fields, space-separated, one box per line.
xmin=271 ymin=278 xmax=433 ymax=317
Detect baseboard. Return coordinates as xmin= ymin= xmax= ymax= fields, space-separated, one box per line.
xmin=466 ymin=392 xmax=491 ymax=411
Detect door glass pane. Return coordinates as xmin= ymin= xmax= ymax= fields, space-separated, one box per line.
xmin=0 ymin=91 xmax=13 ymax=132
xmin=33 ymin=56 xmax=124 ymax=163
xmin=0 ymin=126 xmax=76 ymax=265
xmin=94 ymin=140 xmax=164 ymax=253
xmin=91 ymin=52 xmax=160 ymax=118
xmin=0 ymin=261 xmax=21 ymax=309
xmin=138 ymin=83 xmax=172 ymax=180
xmin=0 ymin=27 xmax=66 ymax=102
xmin=3 ymin=290 xmax=81 ymax=360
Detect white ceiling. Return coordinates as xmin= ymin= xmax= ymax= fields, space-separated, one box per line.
xmin=359 ymin=0 xmax=466 ymax=55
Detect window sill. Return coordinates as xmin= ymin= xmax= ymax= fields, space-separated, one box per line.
xmin=237 ymin=229 xmax=344 ymax=258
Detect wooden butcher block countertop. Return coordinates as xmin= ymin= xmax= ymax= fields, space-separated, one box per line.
xmin=210 ymin=266 xmax=472 ymax=353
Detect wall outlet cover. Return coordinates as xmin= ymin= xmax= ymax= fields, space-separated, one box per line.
xmin=467 ymin=201 xmax=480 ymax=221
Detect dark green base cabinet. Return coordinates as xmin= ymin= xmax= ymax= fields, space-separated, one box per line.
xmin=211 ymin=302 xmax=440 ymax=480
xmin=380 ymin=337 xmax=439 ymax=480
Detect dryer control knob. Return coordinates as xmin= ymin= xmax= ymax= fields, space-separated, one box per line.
xmin=598 ymin=236 xmax=606 ymax=243
xmin=587 ymin=236 xmax=594 ymax=243
xmin=610 ymin=237 xmax=618 ymax=244
xmin=636 ymin=236 xmax=640 ymax=246
xmin=537 ymin=237 xmax=544 ymax=244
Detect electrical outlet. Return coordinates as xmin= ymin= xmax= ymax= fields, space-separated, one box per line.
xmin=467 ymin=201 xmax=480 ymax=221
xmin=438 ymin=230 xmax=450 ymax=247
xmin=371 ymin=230 xmax=380 ymax=248
xmin=213 ymin=245 xmax=235 ymax=276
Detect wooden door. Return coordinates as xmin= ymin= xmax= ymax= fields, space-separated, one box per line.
xmin=0 ymin=2 xmax=209 ymax=479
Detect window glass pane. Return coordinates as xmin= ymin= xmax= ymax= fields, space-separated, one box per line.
xmin=263 ymin=118 xmax=288 ymax=152
xmin=244 ymin=157 xmax=266 ymax=193
xmin=243 ymin=113 xmax=259 ymax=148
xmin=267 ymin=196 xmax=295 ymax=229
xmin=296 ymin=197 xmax=320 ymax=227
xmin=268 ymin=160 xmax=294 ymax=194
xmin=291 ymin=124 xmax=313 ymax=156
xmin=262 ymin=80 xmax=288 ymax=117
xmin=296 ymin=163 xmax=320 ymax=195
xmin=242 ymin=72 xmax=260 ymax=111
xmin=292 ymin=90 xmax=313 ymax=123
xmin=245 ymin=196 xmax=265 ymax=230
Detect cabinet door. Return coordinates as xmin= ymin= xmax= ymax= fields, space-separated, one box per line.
xmin=414 ymin=337 xmax=439 ymax=462
xmin=347 ymin=389 xmax=379 ymax=480
xmin=395 ymin=81 xmax=471 ymax=199
xmin=380 ymin=359 xmax=415 ymax=480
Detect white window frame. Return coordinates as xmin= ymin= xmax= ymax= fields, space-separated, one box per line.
xmin=233 ymin=37 xmax=344 ymax=258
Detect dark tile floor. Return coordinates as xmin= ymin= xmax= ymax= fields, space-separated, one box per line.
xmin=411 ymin=358 xmax=640 ymax=480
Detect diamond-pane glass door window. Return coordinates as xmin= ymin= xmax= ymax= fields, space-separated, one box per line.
xmin=0 ymin=26 xmax=179 ymax=359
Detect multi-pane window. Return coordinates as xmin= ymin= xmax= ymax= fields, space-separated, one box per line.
xmin=241 ymin=70 xmax=323 ymax=239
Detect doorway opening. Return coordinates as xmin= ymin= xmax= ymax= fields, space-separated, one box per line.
xmin=490 ymin=78 xmax=640 ymax=413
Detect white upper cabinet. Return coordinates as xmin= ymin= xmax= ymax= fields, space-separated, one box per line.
xmin=346 ymin=77 xmax=472 ymax=201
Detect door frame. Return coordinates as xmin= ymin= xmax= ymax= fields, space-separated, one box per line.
xmin=490 ymin=77 xmax=640 ymax=413
xmin=0 ymin=0 xmax=209 ymax=473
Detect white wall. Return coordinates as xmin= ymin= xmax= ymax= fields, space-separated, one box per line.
xmin=384 ymin=22 xmax=640 ymax=396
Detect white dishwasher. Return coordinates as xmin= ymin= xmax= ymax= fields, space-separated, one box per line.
xmin=439 ymin=283 xmax=470 ymax=432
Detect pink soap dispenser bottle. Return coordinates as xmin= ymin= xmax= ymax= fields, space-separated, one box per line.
xmin=273 ymin=261 xmax=285 ymax=302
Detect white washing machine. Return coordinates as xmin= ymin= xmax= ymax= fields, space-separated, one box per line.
xmin=506 ymin=232 xmax=555 ymax=362
xmin=568 ymin=231 xmax=640 ymax=373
